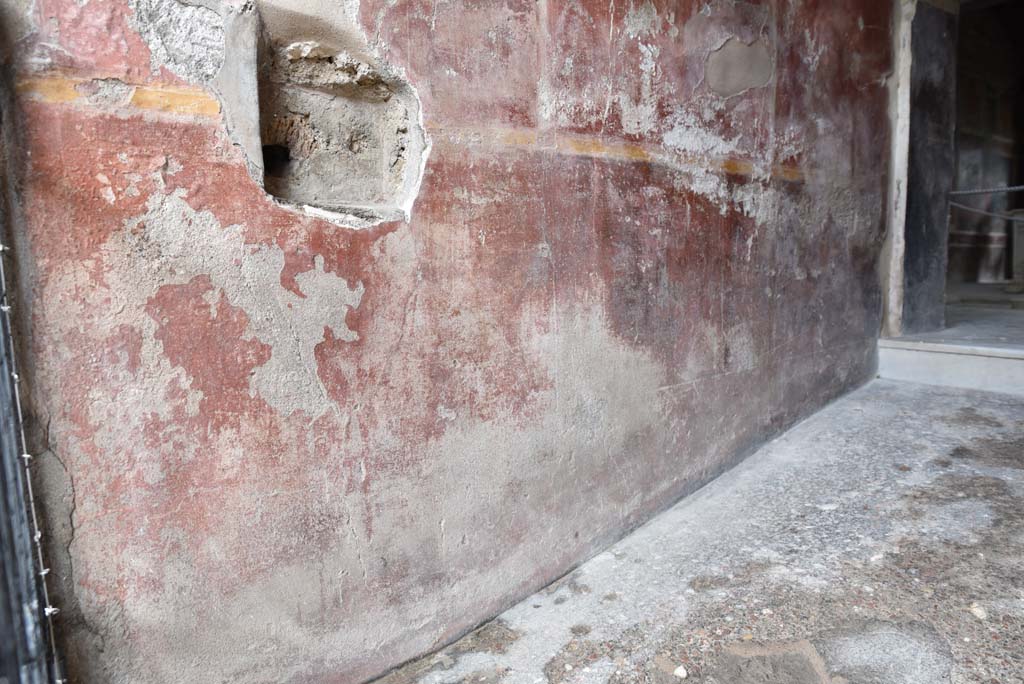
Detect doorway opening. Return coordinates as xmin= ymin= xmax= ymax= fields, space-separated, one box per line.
xmin=878 ymin=0 xmax=1024 ymax=395
xmin=946 ymin=0 xmax=1024 ymax=314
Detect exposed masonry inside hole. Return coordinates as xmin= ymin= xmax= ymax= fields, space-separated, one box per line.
xmin=192 ymin=2 xmax=430 ymax=229
xmin=256 ymin=39 xmax=429 ymax=228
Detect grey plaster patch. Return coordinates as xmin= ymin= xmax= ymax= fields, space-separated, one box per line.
xmin=127 ymin=0 xmax=226 ymax=83
xmin=82 ymin=300 xmax=681 ymax=684
xmin=704 ymin=37 xmax=773 ymax=98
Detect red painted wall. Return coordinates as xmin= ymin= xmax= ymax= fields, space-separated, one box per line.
xmin=2 ymin=0 xmax=890 ymax=681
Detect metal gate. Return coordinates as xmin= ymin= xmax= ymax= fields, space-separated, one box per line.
xmin=0 ymin=74 xmax=60 ymax=684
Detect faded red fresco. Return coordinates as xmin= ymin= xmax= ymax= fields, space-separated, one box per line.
xmin=3 ymin=0 xmax=890 ymax=682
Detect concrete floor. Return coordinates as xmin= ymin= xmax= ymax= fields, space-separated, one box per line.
xmin=377 ymin=380 xmax=1024 ymax=684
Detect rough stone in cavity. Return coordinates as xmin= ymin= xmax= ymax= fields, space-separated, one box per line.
xmin=704 ymin=37 xmax=774 ymax=98
xmin=283 ymin=40 xmax=336 ymax=60
xmin=258 ymin=40 xmax=429 ymax=227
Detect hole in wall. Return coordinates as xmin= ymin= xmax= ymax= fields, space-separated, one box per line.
xmin=261 ymin=144 xmax=291 ymax=178
xmin=255 ymin=39 xmax=429 ymax=228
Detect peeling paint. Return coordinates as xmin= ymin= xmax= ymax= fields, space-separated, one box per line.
xmin=122 ymin=186 xmax=365 ymax=417
xmin=616 ymin=42 xmax=661 ymax=136
xmin=623 ymin=0 xmax=659 ymax=38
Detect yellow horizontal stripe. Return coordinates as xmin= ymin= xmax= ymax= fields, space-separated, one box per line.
xmin=16 ymin=74 xmax=220 ymax=118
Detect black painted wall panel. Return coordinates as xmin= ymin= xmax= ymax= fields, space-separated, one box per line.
xmin=902 ymin=2 xmax=958 ymax=333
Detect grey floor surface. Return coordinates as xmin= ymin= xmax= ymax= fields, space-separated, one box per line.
xmin=377 ymin=379 xmax=1024 ymax=684
xmin=894 ymin=305 xmax=1024 ymax=352
xmin=946 ymin=282 xmax=1024 ymax=309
